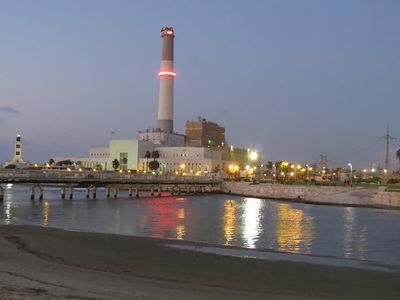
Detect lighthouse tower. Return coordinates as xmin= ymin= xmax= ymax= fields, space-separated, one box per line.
xmin=13 ymin=134 xmax=25 ymax=163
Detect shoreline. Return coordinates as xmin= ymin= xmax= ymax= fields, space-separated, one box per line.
xmin=0 ymin=225 xmax=399 ymax=299
xmin=221 ymin=181 xmax=400 ymax=210
xmin=222 ymin=191 xmax=400 ymax=210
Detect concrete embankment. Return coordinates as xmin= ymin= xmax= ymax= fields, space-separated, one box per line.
xmin=221 ymin=181 xmax=400 ymax=209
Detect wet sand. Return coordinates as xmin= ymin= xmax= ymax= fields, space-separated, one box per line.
xmin=0 ymin=225 xmax=399 ymax=299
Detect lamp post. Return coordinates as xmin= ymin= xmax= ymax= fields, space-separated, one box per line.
xmin=272 ymin=164 xmax=276 ymax=183
xmin=306 ymin=164 xmax=310 ymax=185
xmin=249 ymin=151 xmax=259 ymax=181
xmin=348 ymin=163 xmax=353 ymax=187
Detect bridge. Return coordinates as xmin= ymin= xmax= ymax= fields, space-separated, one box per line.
xmin=0 ymin=169 xmax=222 ymax=201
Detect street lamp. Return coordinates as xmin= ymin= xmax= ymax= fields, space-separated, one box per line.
xmin=306 ymin=164 xmax=310 ymax=185
xmin=272 ymin=164 xmax=276 ymax=183
xmin=348 ymin=163 xmax=353 ymax=187
xmin=249 ymin=151 xmax=259 ymax=181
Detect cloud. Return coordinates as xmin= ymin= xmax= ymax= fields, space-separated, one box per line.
xmin=0 ymin=106 xmax=20 ymax=114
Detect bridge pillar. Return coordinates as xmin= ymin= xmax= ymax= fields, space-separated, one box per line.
xmin=61 ymin=187 xmax=66 ymax=199
xmin=38 ymin=186 xmax=43 ymax=200
xmin=92 ymin=187 xmax=97 ymax=199
xmin=135 ymin=189 xmax=139 ymax=197
xmin=30 ymin=185 xmax=35 ymax=200
xmin=0 ymin=186 xmax=4 ymax=201
xmin=151 ymin=187 xmax=154 ymax=196
xmin=177 ymin=187 xmax=181 ymax=196
xmin=86 ymin=188 xmax=90 ymax=198
xmin=158 ymin=186 xmax=162 ymax=196
xmin=106 ymin=187 xmax=111 ymax=198
xmin=114 ymin=187 xmax=118 ymax=198
xmin=129 ymin=188 xmax=133 ymax=197
xmin=69 ymin=188 xmax=73 ymax=200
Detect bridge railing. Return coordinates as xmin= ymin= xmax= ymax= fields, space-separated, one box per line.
xmin=0 ymin=169 xmax=221 ymax=184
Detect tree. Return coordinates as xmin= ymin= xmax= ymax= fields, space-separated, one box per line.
xmin=144 ymin=151 xmax=151 ymax=171
xmin=112 ymin=159 xmax=120 ymax=170
xmin=148 ymin=160 xmax=160 ymax=171
xmin=94 ymin=164 xmax=102 ymax=170
xmin=397 ymin=148 xmax=400 ymax=171
xmin=48 ymin=158 xmax=55 ymax=165
xmin=56 ymin=160 xmax=73 ymax=166
xmin=151 ymin=150 xmax=160 ymax=159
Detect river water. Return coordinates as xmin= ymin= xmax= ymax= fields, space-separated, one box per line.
xmin=1 ymin=184 xmax=400 ymax=268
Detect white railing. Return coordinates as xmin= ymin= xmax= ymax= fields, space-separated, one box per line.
xmin=0 ymin=169 xmax=221 ymax=184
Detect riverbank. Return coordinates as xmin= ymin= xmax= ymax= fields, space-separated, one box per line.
xmin=0 ymin=226 xmax=399 ymax=299
xmin=222 ymin=181 xmax=400 ymax=209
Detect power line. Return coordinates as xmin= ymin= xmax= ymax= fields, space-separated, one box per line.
xmin=381 ymin=125 xmax=397 ymax=171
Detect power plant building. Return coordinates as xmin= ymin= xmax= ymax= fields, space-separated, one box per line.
xmin=139 ymin=146 xmax=227 ymax=174
xmin=50 ymin=27 xmax=255 ymax=174
xmin=185 ymin=117 xmax=225 ymax=147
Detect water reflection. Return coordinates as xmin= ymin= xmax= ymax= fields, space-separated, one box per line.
xmin=223 ymin=199 xmax=238 ymax=245
xmin=176 ymin=208 xmax=185 ymax=240
xmin=5 ymin=202 xmax=12 ymax=225
xmin=1 ymin=186 xmax=399 ymax=266
xmin=276 ymin=203 xmax=314 ymax=253
xmin=242 ymin=198 xmax=263 ymax=248
xmin=42 ymin=201 xmax=50 ymax=226
xmin=144 ymin=197 xmax=186 ymax=240
xmin=343 ymin=207 xmax=369 ymax=259
xmin=344 ymin=207 xmax=355 ymax=257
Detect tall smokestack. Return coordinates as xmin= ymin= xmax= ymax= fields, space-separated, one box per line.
xmin=157 ymin=27 xmax=175 ymax=133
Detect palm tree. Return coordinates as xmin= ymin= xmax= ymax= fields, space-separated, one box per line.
xmin=112 ymin=159 xmax=120 ymax=170
xmin=396 ymin=148 xmax=400 ymax=171
xmin=151 ymin=150 xmax=160 ymax=159
xmin=144 ymin=151 xmax=151 ymax=172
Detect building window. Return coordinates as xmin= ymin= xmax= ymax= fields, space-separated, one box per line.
xmin=120 ymin=152 xmax=128 ymax=170
xmin=16 ymin=145 xmax=20 ymax=149
xmin=15 ymin=151 xmax=20 ymax=155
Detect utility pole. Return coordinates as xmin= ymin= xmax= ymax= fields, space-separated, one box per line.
xmin=381 ymin=125 xmax=396 ymax=172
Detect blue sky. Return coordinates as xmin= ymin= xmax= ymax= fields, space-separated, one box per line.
xmin=0 ymin=0 xmax=399 ymax=169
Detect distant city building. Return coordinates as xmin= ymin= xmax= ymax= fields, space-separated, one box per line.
xmin=185 ymin=117 xmax=225 ymax=147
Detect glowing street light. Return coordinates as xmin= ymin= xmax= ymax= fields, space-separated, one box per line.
xmin=306 ymin=164 xmax=310 ymax=185
xmin=249 ymin=151 xmax=258 ymax=161
xmin=348 ymin=163 xmax=353 ymax=187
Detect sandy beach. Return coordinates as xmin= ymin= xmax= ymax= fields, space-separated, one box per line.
xmin=0 ymin=225 xmax=399 ymax=299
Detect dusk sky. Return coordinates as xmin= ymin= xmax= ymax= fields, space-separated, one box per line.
xmin=0 ymin=0 xmax=399 ymax=169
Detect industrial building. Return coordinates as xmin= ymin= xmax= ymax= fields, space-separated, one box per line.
xmin=49 ymin=26 xmax=260 ymax=174
xmin=185 ymin=117 xmax=225 ymax=147
xmin=139 ymin=146 xmax=226 ymax=174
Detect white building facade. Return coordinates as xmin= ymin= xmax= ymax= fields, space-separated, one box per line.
xmin=139 ymin=146 xmax=228 ymax=174
xmin=52 ymin=140 xmax=153 ymax=171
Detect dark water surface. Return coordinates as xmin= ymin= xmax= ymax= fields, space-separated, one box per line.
xmin=1 ymin=184 xmax=400 ymax=267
